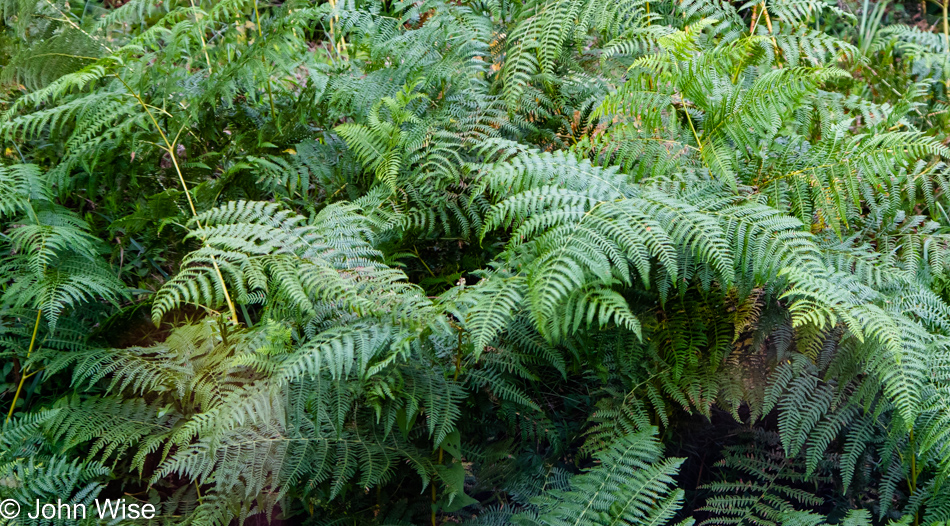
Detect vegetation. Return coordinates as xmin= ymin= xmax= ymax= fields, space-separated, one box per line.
xmin=2 ymin=0 xmax=950 ymax=524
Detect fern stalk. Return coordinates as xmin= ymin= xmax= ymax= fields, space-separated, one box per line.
xmin=114 ymin=74 xmax=240 ymax=326
xmin=254 ymin=0 xmax=280 ymax=130
xmin=760 ymin=2 xmax=782 ymax=62
xmin=327 ymin=0 xmax=347 ymax=58
xmin=683 ymin=106 xmax=704 ymax=155
xmin=926 ymin=0 xmax=950 ymax=51
xmin=191 ymin=0 xmax=213 ymax=73
xmin=944 ymin=0 xmax=949 ymax=52
xmin=5 ymin=309 xmax=42 ymax=423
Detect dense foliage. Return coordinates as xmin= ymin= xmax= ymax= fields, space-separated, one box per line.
xmin=2 ymin=0 xmax=950 ymax=524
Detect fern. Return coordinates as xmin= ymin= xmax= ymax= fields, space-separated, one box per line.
xmin=6 ymin=0 xmax=950 ymax=523
xmin=512 ymin=428 xmax=690 ymax=526
xmin=699 ymin=430 xmax=828 ymax=526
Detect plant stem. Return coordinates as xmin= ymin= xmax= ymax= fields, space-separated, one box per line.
xmin=454 ymin=327 xmax=462 ymax=382
xmin=760 ymin=2 xmax=781 ymax=62
xmin=327 ymin=0 xmax=347 ymax=56
xmin=5 ymin=309 xmax=42 ymax=423
xmin=943 ymin=0 xmax=949 ymax=52
xmin=193 ymin=480 xmax=206 ymax=511
xmin=115 ymin=74 xmax=240 ymax=326
xmin=190 ymin=0 xmax=213 ymax=73
xmin=683 ymin=105 xmax=703 ymax=153
xmin=254 ymin=0 xmax=280 ymax=130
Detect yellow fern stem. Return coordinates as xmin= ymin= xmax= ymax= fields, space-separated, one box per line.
xmin=5 ymin=308 xmax=42 ymax=423
xmin=116 ymin=74 xmax=240 ymax=326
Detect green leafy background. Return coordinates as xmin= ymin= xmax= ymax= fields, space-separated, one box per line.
xmin=2 ymin=0 xmax=950 ymax=524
